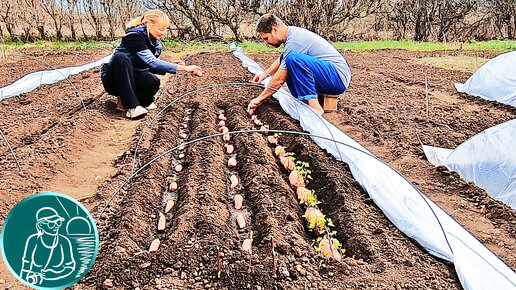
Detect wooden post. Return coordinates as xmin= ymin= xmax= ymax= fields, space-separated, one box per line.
xmin=318 ymin=94 xmax=340 ymax=112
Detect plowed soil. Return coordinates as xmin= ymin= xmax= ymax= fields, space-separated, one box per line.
xmin=0 ymin=48 xmax=514 ymax=289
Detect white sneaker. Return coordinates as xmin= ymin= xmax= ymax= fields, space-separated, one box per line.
xmin=146 ymin=102 xmax=157 ymax=110
xmin=126 ymin=106 xmax=148 ymax=119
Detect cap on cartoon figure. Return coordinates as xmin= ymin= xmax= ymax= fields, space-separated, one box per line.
xmin=36 ymin=207 xmax=65 ymax=222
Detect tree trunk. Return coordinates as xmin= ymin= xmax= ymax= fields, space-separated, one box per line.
xmin=70 ymin=23 xmax=76 ymax=40
xmin=37 ymin=25 xmax=46 ymax=40
xmin=230 ymin=24 xmax=241 ymax=42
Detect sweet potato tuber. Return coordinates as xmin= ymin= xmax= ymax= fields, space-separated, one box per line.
xmin=218 ymin=120 xmax=226 ymax=127
xmin=228 ymin=157 xmax=237 ymax=167
xmin=236 ymin=212 xmax=247 ymax=228
xmin=165 ymin=200 xmax=175 ymax=213
xmin=304 ymin=207 xmax=326 ymax=233
xmin=169 ymin=181 xmax=178 ymax=191
xmin=220 ymin=126 xmax=229 ymax=134
xmin=175 ymin=164 xmax=183 ymax=172
xmin=218 ymin=114 xmax=227 ymax=121
xmin=223 ymin=133 xmax=231 ymax=142
xmin=234 ymin=194 xmax=243 ymax=210
xmin=296 ymin=187 xmax=312 ymax=204
xmin=149 ymin=239 xmax=160 ymax=252
xmin=158 ymin=212 xmax=166 ymax=231
xmin=267 ymin=136 xmax=278 ymax=145
xmin=274 ymin=146 xmax=286 ymax=157
xmin=242 ymin=238 xmax=252 ymax=253
xmin=230 ymin=175 xmax=239 ymax=189
xmin=226 ymin=144 xmax=234 ymax=154
xmin=289 ymin=170 xmax=305 ymax=188
xmin=280 ymin=156 xmax=295 ymax=171
xmin=318 ymin=238 xmax=343 ymax=261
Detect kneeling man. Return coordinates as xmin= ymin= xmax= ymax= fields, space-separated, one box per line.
xmin=248 ymin=14 xmax=351 ymax=115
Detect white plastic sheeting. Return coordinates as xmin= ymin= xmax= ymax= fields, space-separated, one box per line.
xmin=454 ymin=51 xmax=516 ymax=107
xmin=423 ymin=119 xmax=516 ymax=209
xmin=0 ymin=54 xmax=112 ymax=101
xmin=231 ymin=44 xmax=516 ymax=290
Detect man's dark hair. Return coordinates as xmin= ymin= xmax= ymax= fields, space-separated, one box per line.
xmin=255 ymin=14 xmax=284 ymax=33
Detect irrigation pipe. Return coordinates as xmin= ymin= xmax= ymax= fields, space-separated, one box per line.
xmin=132 ymin=82 xmax=342 ymax=173
xmin=0 ymin=128 xmax=22 ymax=172
xmin=3 ymin=53 xmax=87 ymax=113
xmin=102 ymin=128 xmax=515 ymax=287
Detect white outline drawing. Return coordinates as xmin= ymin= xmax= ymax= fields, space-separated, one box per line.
xmin=20 ymin=207 xmax=76 ymax=286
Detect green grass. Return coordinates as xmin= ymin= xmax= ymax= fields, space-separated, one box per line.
xmin=0 ymin=40 xmax=117 ymax=53
xmin=1 ymin=39 xmax=514 ymax=55
xmin=334 ymin=40 xmax=516 ymax=52
xmin=162 ymin=40 xmax=278 ymax=54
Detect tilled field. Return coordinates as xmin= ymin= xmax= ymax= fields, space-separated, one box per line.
xmin=0 ymin=49 xmax=514 ymax=289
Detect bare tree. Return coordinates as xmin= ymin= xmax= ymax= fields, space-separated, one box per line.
xmin=0 ymin=0 xmax=18 ymax=41
xmin=18 ymin=0 xmax=47 ymax=41
xmin=65 ymin=0 xmax=79 ymax=40
xmin=385 ymin=0 xmax=478 ymax=41
xmin=119 ymin=0 xmax=143 ymax=30
xmin=259 ymin=0 xmax=383 ymax=40
xmin=385 ymin=1 xmax=411 ymax=40
xmin=83 ymin=0 xmax=104 ymax=39
xmin=204 ymin=0 xmax=260 ymax=41
xmin=148 ymin=0 xmax=217 ymax=39
xmin=42 ymin=0 xmax=66 ymax=40
xmin=99 ymin=0 xmax=121 ymax=39
xmin=486 ymin=0 xmax=516 ymax=39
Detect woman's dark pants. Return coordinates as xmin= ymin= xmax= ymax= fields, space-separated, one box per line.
xmin=101 ymin=53 xmax=160 ymax=109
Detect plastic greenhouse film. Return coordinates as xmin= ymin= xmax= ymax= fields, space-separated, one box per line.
xmin=232 ymin=44 xmax=516 ymax=290
xmin=0 ymin=55 xmax=112 ymax=101
xmin=424 ymin=119 xmax=516 ymax=209
xmin=454 ymin=51 xmax=516 ymax=107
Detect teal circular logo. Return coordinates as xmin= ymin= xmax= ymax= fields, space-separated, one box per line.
xmin=1 ymin=192 xmax=99 ymax=289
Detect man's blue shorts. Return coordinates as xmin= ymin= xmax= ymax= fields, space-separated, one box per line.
xmin=284 ymin=52 xmax=347 ymax=101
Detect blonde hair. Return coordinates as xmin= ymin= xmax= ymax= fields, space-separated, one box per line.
xmin=126 ymin=10 xmax=170 ymax=29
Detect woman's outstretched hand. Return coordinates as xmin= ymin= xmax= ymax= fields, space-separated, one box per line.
xmin=178 ymin=64 xmax=203 ymax=76
xmin=190 ymin=65 xmax=203 ymax=77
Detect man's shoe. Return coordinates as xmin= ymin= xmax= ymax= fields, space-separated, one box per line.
xmin=146 ymin=102 xmax=157 ymax=110
xmin=126 ymin=106 xmax=148 ymax=119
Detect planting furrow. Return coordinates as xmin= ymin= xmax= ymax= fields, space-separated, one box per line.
xmin=156 ymin=100 xmax=236 ymax=289
xmin=217 ymin=110 xmax=256 ymax=268
xmin=88 ymin=101 xmax=191 ymax=288
xmin=256 ymin=102 xmax=460 ymax=287
xmin=220 ymin=104 xmax=335 ymax=288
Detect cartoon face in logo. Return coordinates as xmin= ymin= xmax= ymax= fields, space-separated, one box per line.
xmin=1 ymin=192 xmax=99 ymax=289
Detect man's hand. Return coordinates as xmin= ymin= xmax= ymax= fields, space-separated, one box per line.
xmin=247 ymin=97 xmax=262 ymax=115
xmin=250 ymin=72 xmax=267 ymax=84
xmin=174 ymin=59 xmax=186 ymax=66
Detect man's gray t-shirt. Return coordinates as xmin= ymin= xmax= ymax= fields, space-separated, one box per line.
xmin=279 ymin=26 xmax=351 ymax=88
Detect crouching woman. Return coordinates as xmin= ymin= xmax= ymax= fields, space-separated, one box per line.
xmin=101 ymin=10 xmax=202 ymax=119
